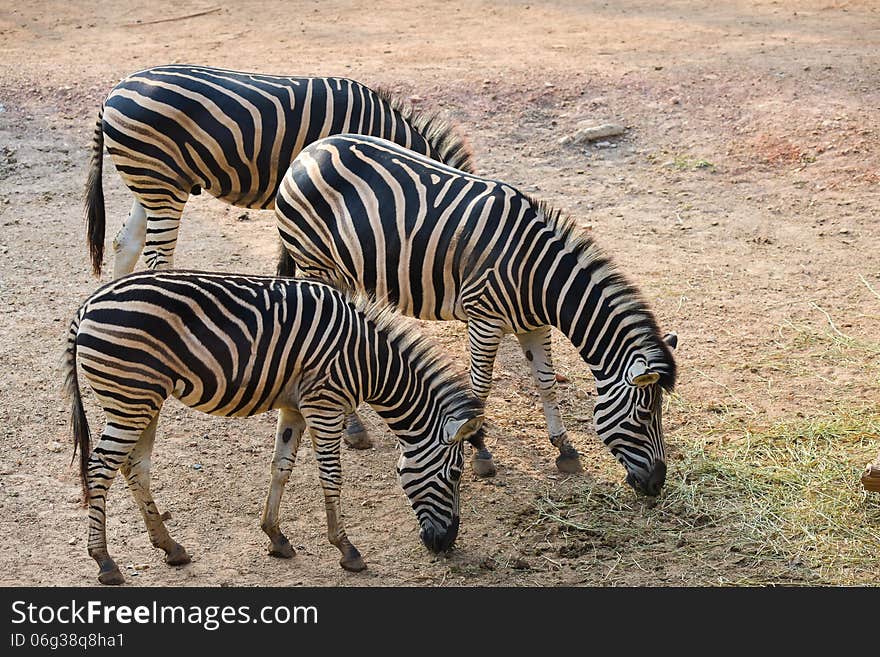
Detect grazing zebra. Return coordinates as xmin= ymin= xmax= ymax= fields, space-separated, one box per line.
xmin=63 ymin=271 xmax=483 ymax=585
xmin=84 ymin=64 xmax=473 ymax=278
xmin=275 ymin=135 xmax=678 ymax=493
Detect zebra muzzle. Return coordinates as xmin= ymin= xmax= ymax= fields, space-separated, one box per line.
xmin=420 ymin=515 xmax=460 ymax=553
xmin=626 ymin=461 xmax=667 ymax=497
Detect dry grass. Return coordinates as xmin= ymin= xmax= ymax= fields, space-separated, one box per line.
xmin=531 ymin=407 xmax=880 ymax=585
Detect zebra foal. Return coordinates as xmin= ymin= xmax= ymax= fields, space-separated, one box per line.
xmin=84 ymin=64 xmax=473 ymax=278
xmin=64 ymin=271 xmax=483 ymax=585
xmin=276 ymin=135 xmax=677 ymax=493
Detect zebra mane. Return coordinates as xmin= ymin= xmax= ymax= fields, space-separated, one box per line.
xmin=375 ymin=88 xmax=475 ymax=174
xmin=525 ymin=195 xmax=677 ymax=391
xmin=342 ymin=287 xmax=482 ymax=414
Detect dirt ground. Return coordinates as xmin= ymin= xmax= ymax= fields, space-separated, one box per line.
xmin=0 ymin=1 xmax=878 ymax=587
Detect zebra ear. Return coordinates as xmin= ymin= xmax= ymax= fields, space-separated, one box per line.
xmin=663 ymin=332 xmax=678 ymax=350
xmin=633 ymin=372 xmax=661 ymax=387
xmin=627 ymin=361 xmax=661 ymax=388
xmin=445 ymin=415 xmax=484 ymax=444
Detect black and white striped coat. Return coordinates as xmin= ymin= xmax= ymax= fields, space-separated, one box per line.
xmin=64 ymin=271 xmax=483 ymax=585
xmin=84 ymin=65 xmax=473 ymax=278
xmin=275 ymin=134 xmax=677 ymax=493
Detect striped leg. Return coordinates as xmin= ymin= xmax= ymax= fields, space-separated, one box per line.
xmin=144 ymin=199 xmax=186 ymax=269
xmin=139 ymin=189 xmax=188 ymax=271
xmin=466 ymin=319 xmax=502 ymax=477
xmin=302 ymin=407 xmax=366 ymax=572
xmin=112 ymin=199 xmax=147 ymax=278
xmin=86 ymin=420 xmax=152 ymax=585
xmin=119 ymin=416 xmax=190 ymax=567
xmin=516 ymin=327 xmax=583 ymax=473
xmin=261 ymin=409 xmax=306 ymax=558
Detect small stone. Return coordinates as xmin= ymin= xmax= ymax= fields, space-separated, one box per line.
xmin=192 ymin=463 xmax=203 ymax=471
xmin=409 ymin=95 xmax=423 ymax=103
xmin=478 ymin=557 xmax=496 ymax=571
xmin=594 ymin=140 xmax=612 ymax=148
xmin=838 ymin=228 xmax=850 ymax=234
xmin=48 ymin=441 xmax=63 ymax=453
xmin=68 ymin=537 xmax=77 ymax=545
xmin=237 ymin=212 xmax=250 ymax=221
xmin=555 ymin=373 xmax=571 ymax=383
xmin=560 ymin=123 xmax=626 ymax=146
xmin=512 ymin=558 xmax=531 ymax=570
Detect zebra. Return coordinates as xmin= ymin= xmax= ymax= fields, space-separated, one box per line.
xmin=84 ymin=64 xmax=473 ymax=279
xmin=63 ymin=271 xmax=484 ymax=585
xmin=275 ymin=134 xmax=678 ymax=493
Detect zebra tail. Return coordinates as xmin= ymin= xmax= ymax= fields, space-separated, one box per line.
xmin=276 ymin=239 xmax=298 ymax=277
xmin=63 ymin=313 xmax=91 ymax=507
xmin=84 ymin=107 xmax=106 ymax=278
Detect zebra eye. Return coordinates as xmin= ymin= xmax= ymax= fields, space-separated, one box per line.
xmin=449 ymin=469 xmax=461 ymax=482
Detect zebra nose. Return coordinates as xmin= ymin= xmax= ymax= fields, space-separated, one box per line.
xmin=419 ymin=516 xmax=460 ymax=553
xmin=645 ymin=461 xmax=667 ymax=497
xmin=626 ymin=461 xmax=667 ymax=497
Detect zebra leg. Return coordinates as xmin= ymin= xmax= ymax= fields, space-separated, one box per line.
xmin=140 ymin=190 xmax=187 ymax=270
xmin=86 ymin=423 xmax=147 ymax=585
xmin=119 ymin=416 xmax=191 ymax=567
xmin=260 ymin=409 xmax=306 ymax=559
xmin=516 ymin=327 xmax=583 ymax=474
xmin=466 ymin=319 xmax=504 ymax=477
xmin=303 ymin=409 xmax=366 ymax=572
xmin=343 ymin=412 xmax=373 ymax=449
xmin=112 ymin=198 xmax=147 ymax=278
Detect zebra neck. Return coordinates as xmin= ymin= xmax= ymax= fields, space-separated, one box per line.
xmin=364 ymin=338 xmax=436 ymax=437
xmin=549 ymin=253 xmax=649 ymax=381
xmin=355 ymin=89 xmax=434 ymax=160
xmin=362 ymin=334 xmax=421 ymax=421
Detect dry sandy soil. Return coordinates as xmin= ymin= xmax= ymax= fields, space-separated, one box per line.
xmin=0 ymin=1 xmax=878 ymax=587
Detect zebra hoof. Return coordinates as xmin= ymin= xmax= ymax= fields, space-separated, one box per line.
xmin=555 ymin=454 xmax=583 ymax=474
xmin=164 ymin=543 xmax=191 ymax=566
xmin=268 ymin=540 xmax=296 ymax=559
xmin=344 ymin=429 xmax=373 ymax=450
xmin=340 ymin=552 xmax=367 ymax=573
xmin=98 ymin=564 xmax=124 ymax=586
xmin=471 ymin=454 xmax=497 ymax=478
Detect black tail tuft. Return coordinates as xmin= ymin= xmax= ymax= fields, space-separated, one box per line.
xmin=276 ymin=238 xmax=298 ymax=277
xmin=84 ymin=108 xmax=106 ymax=278
xmin=63 ymin=314 xmax=91 ymax=506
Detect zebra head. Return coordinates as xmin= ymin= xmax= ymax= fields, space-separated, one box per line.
xmin=397 ymin=411 xmax=484 ymax=554
xmin=593 ymin=332 xmax=678 ymax=497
